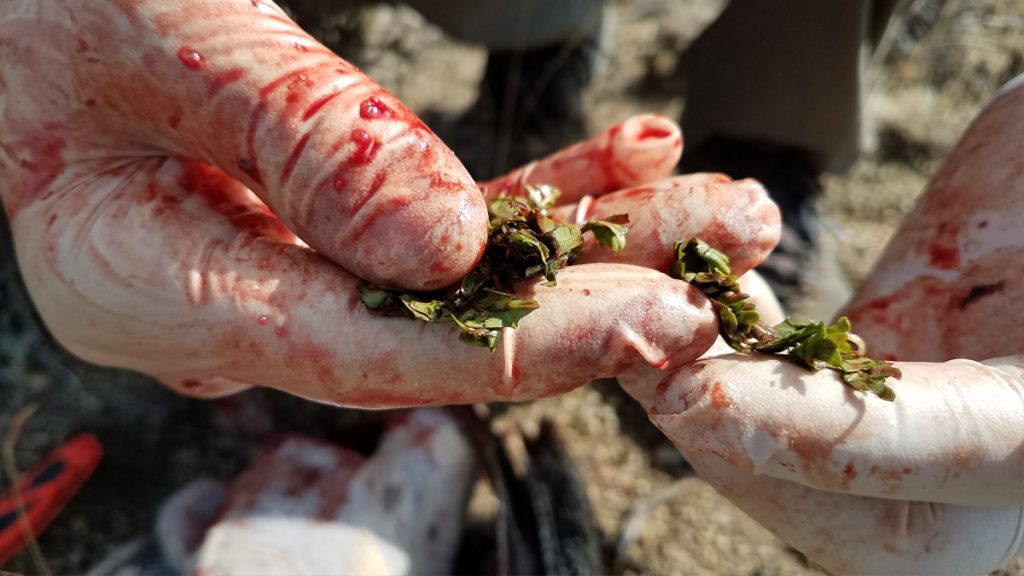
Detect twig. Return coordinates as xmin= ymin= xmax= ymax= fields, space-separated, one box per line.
xmin=2 ymin=404 xmax=52 ymax=576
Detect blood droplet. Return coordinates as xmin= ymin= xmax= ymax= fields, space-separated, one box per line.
xmin=359 ymin=96 xmax=392 ymax=120
xmin=348 ymin=129 xmax=378 ymax=166
xmin=177 ymin=47 xmax=204 ymax=70
xmin=258 ymin=315 xmax=270 ymax=325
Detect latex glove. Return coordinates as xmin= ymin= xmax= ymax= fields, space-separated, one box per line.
xmin=631 ymin=77 xmax=1024 ymax=574
xmin=0 ymin=1 xmax=780 ymax=406
xmin=154 ymin=410 xmax=473 ymax=575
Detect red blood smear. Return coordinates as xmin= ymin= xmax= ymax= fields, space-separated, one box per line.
xmin=927 ymin=221 xmax=961 ymax=269
xmin=6 ymin=130 xmax=67 ymax=216
xmin=710 ymin=382 xmax=733 ymax=409
xmin=139 ymin=181 xmax=160 ymax=204
xmin=359 ymin=96 xmax=392 ymax=120
xmin=182 ymin=163 xmax=235 ymax=212
xmin=348 ymin=129 xmax=378 ymax=166
xmin=841 ymin=463 xmax=857 ymax=489
xmin=867 ymin=293 xmax=898 ymax=311
xmin=929 ymin=243 xmax=960 ymax=269
xmin=280 ymin=132 xmax=311 ymax=185
xmin=181 ymin=161 xmax=285 ymax=236
xmin=342 ymin=171 xmax=389 ymax=220
xmin=428 ymin=175 xmax=464 ymax=192
xmin=327 ymin=130 xmax=381 ymax=213
xmin=428 ymin=260 xmax=450 ymax=275
xmin=246 ymin=63 xmax=335 ymax=179
xmin=177 ymin=47 xmax=204 ymax=70
xmin=619 ymin=185 xmax=656 ymax=201
xmin=302 ymin=90 xmax=342 ymax=121
xmin=636 ymin=125 xmax=673 ymax=140
xmin=344 ymin=195 xmax=413 ymax=244
xmin=209 ymin=68 xmax=245 ymax=97
xmin=367 ymin=171 xmax=387 ymax=197
xmin=167 ymin=114 xmax=182 ymax=128
xmin=182 ymin=378 xmax=202 ymax=390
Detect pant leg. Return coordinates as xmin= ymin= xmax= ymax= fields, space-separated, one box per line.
xmin=682 ymin=0 xmax=900 ymax=172
xmin=404 ymin=0 xmax=603 ymax=51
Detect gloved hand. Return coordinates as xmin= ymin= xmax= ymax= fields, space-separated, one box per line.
xmin=0 ymin=1 xmax=779 ymax=406
xmin=627 ymin=77 xmax=1024 ymax=575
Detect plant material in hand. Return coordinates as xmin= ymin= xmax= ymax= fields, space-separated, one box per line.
xmin=671 ymin=239 xmax=901 ymax=401
xmin=359 ymin=185 xmax=628 ymax=350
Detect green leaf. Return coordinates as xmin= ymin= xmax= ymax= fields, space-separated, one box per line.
xmin=509 ymin=230 xmax=550 ymax=260
xmin=522 ymin=183 xmax=561 ymax=211
xmin=718 ymin=304 xmax=738 ymax=335
xmin=358 ymin=286 xmax=391 ymax=310
xmin=696 ymin=241 xmax=732 ymax=274
xmin=675 ymin=238 xmax=732 ymax=276
xmin=734 ymin=306 xmax=760 ymax=330
xmin=534 ymin=214 xmax=559 ymax=234
xmin=399 ymin=295 xmax=447 ymax=322
xmin=359 ymin=182 xmax=631 ymax=351
xmin=670 ymin=237 xmax=901 ymax=401
xmin=488 ymin=197 xmax=531 ymax=222
xmin=755 ymin=319 xmax=814 ymax=352
xmin=452 ymin=264 xmax=489 ymax=306
xmin=452 ymin=314 xmax=501 ymax=350
xmin=475 ymin=290 xmax=540 ymax=328
xmin=546 ymin=224 xmax=585 ymax=257
xmin=584 ymin=217 xmax=630 ymax=253
xmin=542 ymin=261 xmax=564 ymax=284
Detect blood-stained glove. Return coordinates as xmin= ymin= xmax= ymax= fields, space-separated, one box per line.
xmin=0 ymin=1 xmax=779 ymax=406
xmin=627 ymin=77 xmax=1024 ymax=575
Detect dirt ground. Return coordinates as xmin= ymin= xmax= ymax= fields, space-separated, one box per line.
xmin=1 ymin=0 xmax=1022 ymax=574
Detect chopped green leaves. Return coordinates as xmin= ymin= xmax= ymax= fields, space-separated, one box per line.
xmin=583 ymin=215 xmax=630 ymax=253
xmin=452 ymin=291 xmax=540 ymax=349
xmin=358 ymin=184 xmax=628 ymax=351
xmin=671 ymin=238 xmax=901 ymax=401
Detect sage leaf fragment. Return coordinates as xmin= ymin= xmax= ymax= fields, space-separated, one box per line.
xmin=358 ymin=184 xmax=628 ymax=351
xmin=671 ymin=238 xmax=900 ymax=401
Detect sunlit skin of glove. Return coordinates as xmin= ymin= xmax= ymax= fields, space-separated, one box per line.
xmin=0 ymin=1 xmax=781 ymax=406
xmin=622 ymin=78 xmax=1024 ymax=575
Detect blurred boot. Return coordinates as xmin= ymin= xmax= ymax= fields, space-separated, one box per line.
xmin=405 ymin=0 xmax=604 ymax=177
xmin=479 ymin=33 xmax=598 ymax=176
